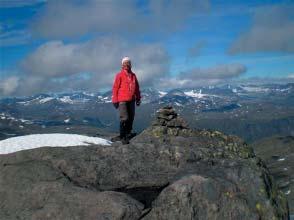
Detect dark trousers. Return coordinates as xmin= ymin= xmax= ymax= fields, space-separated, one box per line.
xmin=119 ymin=100 xmax=135 ymax=136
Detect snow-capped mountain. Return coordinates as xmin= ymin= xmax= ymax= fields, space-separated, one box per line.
xmin=1 ymin=83 xmax=293 ymax=143
xmin=4 ymin=83 xmax=293 ymax=107
xmin=13 ymin=92 xmax=101 ymax=106
xmin=141 ymin=88 xmax=165 ymax=104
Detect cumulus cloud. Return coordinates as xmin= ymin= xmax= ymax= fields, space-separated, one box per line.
xmin=31 ymin=0 xmax=210 ymax=38
xmin=156 ymin=63 xmax=247 ymax=89
xmin=229 ymin=4 xmax=294 ymax=54
xmin=0 ymin=76 xmax=20 ymax=96
xmin=22 ymin=38 xmax=169 ymax=81
xmin=4 ymin=37 xmax=169 ymax=96
xmin=184 ymin=63 xmax=246 ymax=79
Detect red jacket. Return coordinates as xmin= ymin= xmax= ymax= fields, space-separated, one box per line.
xmin=112 ymin=69 xmax=141 ymax=103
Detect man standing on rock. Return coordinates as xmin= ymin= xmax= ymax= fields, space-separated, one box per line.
xmin=111 ymin=57 xmax=141 ymax=144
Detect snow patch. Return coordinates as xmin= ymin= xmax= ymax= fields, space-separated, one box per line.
xmin=64 ymin=118 xmax=70 ymax=123
xmin=59 ymin=96 xmax=74 ymax=104
xmin=241 ymin=86 xmax=270 ymax=93
xmin=158 ymin=91 xmax=167 ymax=97
xmin=82 ymin=92 xmax=95 ymax=97
xmin=102 ymin=96 xmax=112 ymax=103
xmin=20 ymin=118 xmax=30 ymax=123
xmin=184 ymin=90 xmax=206 ymax=99
xmin=17 ymin=101 xmax=29 ymax=105
xmin=285 ymin=190 xmax=291 ymax=195
xmin=39 ymin=97 xmax=54 ymax=103
xmin=0 ymin=133 xmax=112 ymax=154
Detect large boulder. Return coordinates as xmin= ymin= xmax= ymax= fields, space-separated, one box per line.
xmin=0 ymin=106 xmax=289 ymax=219
xmin=144 ymin=175 xmax=259 ymax=220
xmin=0 ymin=159 xmax=143 ymax=220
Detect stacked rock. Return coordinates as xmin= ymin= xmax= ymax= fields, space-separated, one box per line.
xmin=153 ymin=106 xmax=188 ymax=128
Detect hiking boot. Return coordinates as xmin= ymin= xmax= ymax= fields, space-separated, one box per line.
xmin=121 ymin=137 xmax=129 ymax=145
xmin=126 ymin=132 xmax=137 ymax=139
xmin=111 ymin=135 xmax=122 ymax=142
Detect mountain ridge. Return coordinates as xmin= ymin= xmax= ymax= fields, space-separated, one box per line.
xmin=0 ymin=106 xmax=289 ymax=219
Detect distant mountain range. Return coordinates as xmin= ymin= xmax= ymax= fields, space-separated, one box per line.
xmin=1 ymin=83 xmax=294 ymax=142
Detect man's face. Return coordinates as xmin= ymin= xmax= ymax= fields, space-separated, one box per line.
xmin=122 ymin=61 xmax=132 ymax=71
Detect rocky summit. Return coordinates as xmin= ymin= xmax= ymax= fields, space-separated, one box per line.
xmin=0 ymin=106 xmax=290 ymax=220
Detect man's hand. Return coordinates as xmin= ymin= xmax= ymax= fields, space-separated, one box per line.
xmin=113 ymin=102 xmax=119 ymax=109
xmin=136 ymin=100 xmax=141 ymax=106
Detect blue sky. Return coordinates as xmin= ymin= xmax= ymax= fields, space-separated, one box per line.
xmin=0 ymin=0 xmax=294 ymax=97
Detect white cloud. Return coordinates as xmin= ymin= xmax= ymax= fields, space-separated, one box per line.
xmin=8 ymin=37 xmax=169 ymax=96
xmin=184 ymin=63 xmax=246 ymax=79
xmin=31 ymin=0 xmax=210 ymax=38
xmin=0 ymin=76 xmax=20 ymax=95
xmin=156 ymin=63 xmax=247 ymax=89
xmin=229 ymin=4 xmax=294 ymax=54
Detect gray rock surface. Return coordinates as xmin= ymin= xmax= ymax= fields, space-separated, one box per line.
xmin=0 ymin=106 xmax=290 ymax=219
xmin=251 ymin=135 xmax=294 ymax=214
xmin=0 ymin=159 xmax=143 ymax=220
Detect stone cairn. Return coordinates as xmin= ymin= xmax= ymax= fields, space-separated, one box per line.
xmin=152 ymin=106 xmax=189 ymax=129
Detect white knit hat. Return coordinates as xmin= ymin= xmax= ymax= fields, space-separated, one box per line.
xmin=121 ymin=56 xmax=131 ymax=64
